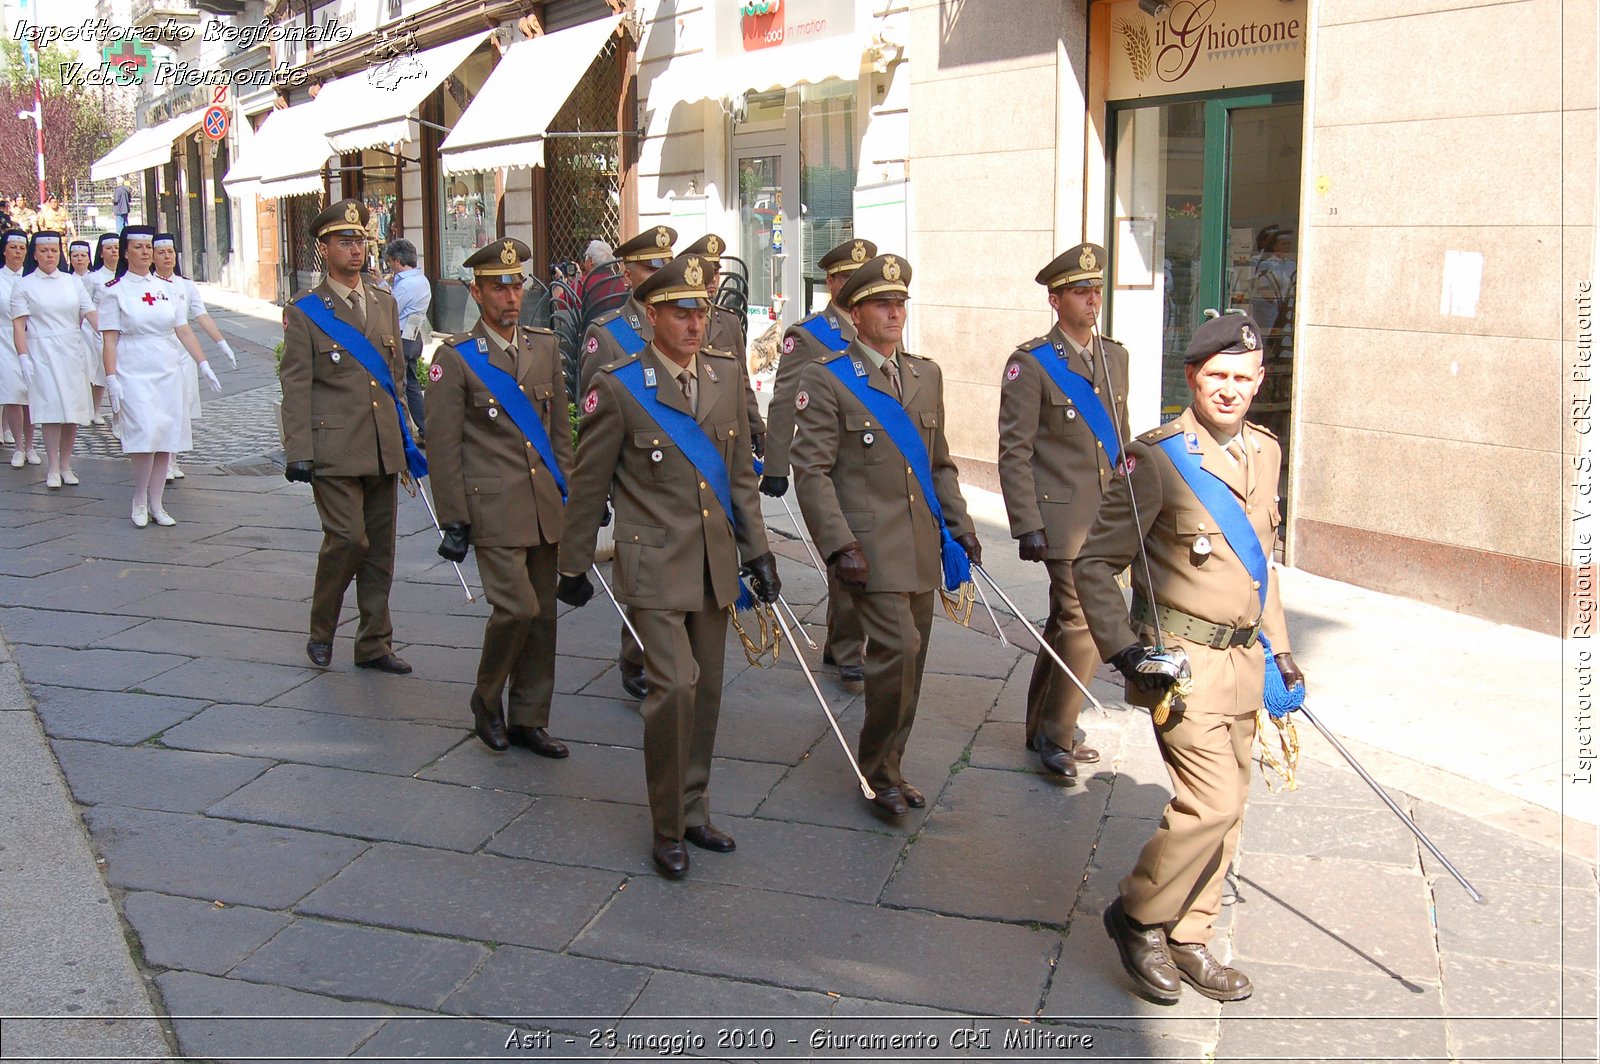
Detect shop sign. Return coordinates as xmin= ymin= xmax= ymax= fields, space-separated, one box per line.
xmin=719 ymin=0 xmax=855 ymax=59
xmin=1108 ymin=0 xmax=1307 ymax=100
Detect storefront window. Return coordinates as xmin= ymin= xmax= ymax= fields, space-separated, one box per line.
xmin=798 ymin=80 xmax=856 ymax=313
xmin=437 ymin=49 xmax=497 ymax=281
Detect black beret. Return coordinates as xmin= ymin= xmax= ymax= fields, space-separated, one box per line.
xmin=1184 ymin=312 xmax=1264 ymax=365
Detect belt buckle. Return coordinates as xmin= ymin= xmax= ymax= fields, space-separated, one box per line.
xmin=1239 ymin=626 xmax=1260 ymax=648
xmin=1208 ymin=625 xmax=1230 ymax=650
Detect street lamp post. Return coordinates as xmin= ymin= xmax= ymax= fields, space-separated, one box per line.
xmin=16 ymin=27 xmax=46 ymax=202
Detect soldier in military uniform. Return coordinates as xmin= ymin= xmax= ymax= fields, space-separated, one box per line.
xmin=790 ymin=254 xmax=980 ymax=816
xmin=1074 ymin=313 xmax=1305 ymax=1005
xmin=760 ymin=238 xmax=876 ymax=688
xmin=998 ymin=243 xmax=1129 ymax=778
xmin=681 ymin=232 xmax=765 ymax=454
xmin=429 ymin=238 xmax=571 ymax=759
xmin=556 ymin=253 xmax=780 ymax=879
xmin=280 ymin=199 xmax=412 ymax=674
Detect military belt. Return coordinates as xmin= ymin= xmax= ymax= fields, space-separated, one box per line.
xmin=1132 ymin=596 xmax=1259 ymax=650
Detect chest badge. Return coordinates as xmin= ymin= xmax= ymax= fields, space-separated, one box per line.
xmin=704 ymin=364 xmax=718 ymax=384
xmin=862 ymin=431 xmax=875 ymax=446
xmin=644 ymin=367 xmax=657 ymax=388
xmin=1185 ymin=432 xmax=1202 ymax=454
xmin=1193 ymin=534 xmax=1213 ymax=557
xmin=852 ymin=360 xmax=866 ymax=378
xmin=1065 ymin=407 xmax=1077 ymax=421
xmin=330 ymin=351 xmax=341 ymax=364
xmin=650 ymin=449 xmax=663 ymax=463
xmin=487 ymin=407 xmax=499 ymax=420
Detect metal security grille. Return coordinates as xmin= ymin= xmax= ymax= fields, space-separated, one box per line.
xmin=544 ymin=33 xmax=623 ymax=272
xmin=283 ymin=193 xmax=324 ymax=298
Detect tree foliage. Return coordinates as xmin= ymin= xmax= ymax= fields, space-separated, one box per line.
xmin=0 ymin=37 xmax=133 ymax=200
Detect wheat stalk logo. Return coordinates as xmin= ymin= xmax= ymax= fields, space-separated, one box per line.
xmin=1115 ymin=18 xmax=1152 ymax=81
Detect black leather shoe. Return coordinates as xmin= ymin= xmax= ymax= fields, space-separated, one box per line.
xmin=822 ymin=650 xmax=837 ymax=667
xmin=356 ymin=653 xmax=412 ymax=675
xmin=1025 ymin=734 xmax=1039 ymax=752
xmin=1037 ymin=736 xmax=1079 ymax=779
xmin=507 ymin=726 xmax=568 ymax=759
xmin=1073 ymin=743 xmax=1101 ymax=763
xmin=684 ymin=823 xmax=736 ymax=852
xmin=838 ymin=665 xmax=864 ymax=687
xmin=1103 ymin=899 xmax=1182 ymax=1004
xmin=652 ymin=835 xmax=689 ymax=879
xmin=1169 ymin=942 xmax=1253 ymax=1001
xmin=470 ymin=694 xmax=509 ymax=752
xmin=305 ymin=641 xmax=332 ymax=668
xmin=619 ymin=656 xmax=648 ymax=700
xmin=900 ymin=782 xmax=926 ymax=808
xmin=867 ymin=786 xmax=909 ymax=817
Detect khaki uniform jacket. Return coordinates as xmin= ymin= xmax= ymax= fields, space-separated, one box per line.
xmin=558 ymin=345 xmax=770 ymax=612
xmin=707 ymin=303 xmax=765 ymax=435
xmin=1074 ymin=407 xmax=1291 ymax=668
xmin=791 ymin=341 xmax=974 ymax=594
xmin=280 ymin=279 xmax=407 ymax=477
xmin=425 ymin=322 xmax=573 ymax=548
xmin=998 ymin=325 xmax=1130 ymax=560
xmin=766 ymin=304 xmax=855 ymax=478
xmin=579 ymin=298 xmax=651 ymax=393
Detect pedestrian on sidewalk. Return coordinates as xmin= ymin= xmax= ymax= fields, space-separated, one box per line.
xmin=382 ymin=239 xmax=430 ymax=443
xmin=557 ymin=252 xmax=780 ymax=880
xmin=280 ymin=200 xmax=413 ymax=676
xmin=0 ymin=229 xmax=38 ymax=463
xmin=1074 ymin=312 xmax=1307 ymax=1006
xmin=99 ymin=226 xmax=221 ymax=527
xmin=997 ymin=243 xmax=1129 ymax=779
xmin=153 ymin=233 xmax=236 ymax=481
xmin=790 ymin=253 xmax=981 ymax=819
xmin=111 ymin=180 xmax=131 ymax=235
xmin=10 ymin=231 xmax=98 ymax=488
xmin=429 ymin=238 xmax=571 ymax=760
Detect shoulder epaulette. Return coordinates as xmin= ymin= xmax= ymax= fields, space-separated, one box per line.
xmin=901 ymin=350 xmax=931 ymax=362
xmin=105 ymin=277 xmax=120 ymax=287
xmin=520 ymin=325 xmax=555 ymax=337
xmin=591 ymin=308 xmax=622 ymax=326
xmin=1246 ymin=420 xmax=1278 ymax=441
xmin=1017 ymin=335 xmax=1052 ymax=355
xmin=702 ymin=347 xmax=739 ymax=361
xmin=1138 ymin=420 xmax=1185 ymax=445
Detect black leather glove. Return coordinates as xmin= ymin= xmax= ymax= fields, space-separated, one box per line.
xmin=1017 ymin=530 xmax=1048 ymax=563
xmin=759 ymin=474 xmax=789 ymax=498
xmin=751 ymin=432 xmax=766 ymax=459
xmin=556 ymin=572 xmax=595 ymax=608
xmin=829 ymin=541 xmax=869 ymax=587
xmin=284 ymin=460 xmax=315 ymax=483
xmin=438 ymin=522 xmax=469 ymax=563
xmin=1112 ymin=643 xmax=1177 ymax=695
xmin=599 ymin=503 xmax=612 ymax=528
xmin=745 ymin=552 xmax=781 ymax=604
xmin=1274 ymin=652 xmax=1305 ymax=691
xmin=956 ymin=532 xmax=983 ymax=568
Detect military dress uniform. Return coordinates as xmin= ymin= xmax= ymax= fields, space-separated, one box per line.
xmin=557 ymin=254 xmax=778 ymax=879
xmin=998 ymin=244 xmax=1130 ymax=777
xmin=280 ymin=200 xmax=411 ymax=672
xmin=429 ymin=239 xmax=572 ymax=757
xmin=790 ymin=254 xmax=977 ymax=813
xmin=579 ymin=225 xmax=676 ymax=391
xmin=763 ymin=239 xmax=876 ymax=682
xmin=1074 ymin=313 xmax=1294 ymax=1004
xmin=682 ymin=232 xmax=765 ymax=446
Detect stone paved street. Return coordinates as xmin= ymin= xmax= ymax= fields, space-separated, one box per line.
xmin=0 ymin=285 xmax=1593 ymax=1062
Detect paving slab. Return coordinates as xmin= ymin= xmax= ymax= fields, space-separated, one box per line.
xmin=422 ymin=737 xmax=650 ymax=804
xmin=96 ymin=616 xmax=334 ymax=670
xmin=121 ymin=891 xmax=293 ymax=977
xmin=1411 ymin=798 xmax=1597 ymax=888
xmin=756 ymin=734 xmax=934 ymax=835
xmin=1238 ymin=799 xmax=1421 ymax=867
xmin=715 ymin=665 xmax=851 ymax=764
xmin=546 ymin=692 xmax=648 ymax=748
xmin=53 ymin=739 xmax=271 ymax=813
xmin=161 ymin=702 xmax=465 ymax=775
xmin=1438 ymin=954 xmax=1588 ymax=1059
xmin=54 ymin=531 xmax=252 ymax=568
xmin=571 ymin=878 xmax=1059 ymax=1015
xmin=29 ymin=685 xmax=208 ymax=744
xmin=1217 ymin=959 xmax=1448 ymax=1061
xmin=270 ymin=669 xmax=474 ymax=724
xmin=443 ymin=945 xmax=650 ymax=1025
xmin=208 ymin=762 xmax=532 ymax=851
xmin=921 ymin=615 xmax=1025 ymax=679
xmin=0 ymin=605 xmax=144 ymax=647
xmin=10 ymin=643 xmax=190 ymax=691
xmin=616 ymin=970 xmax=841 ymax=1062
xmin=298 ymin=842 xmax=621 ymax=951
xmin=137 ymin=655 xmax=316 ymax=704
xmin=231 ymin=917 xmax=490 ymax=1010
xmin=1041 ymin=915 xmax=1221 ymax=1042
xmin=0 ymin=563 xmax=175 ymax=613
xmin=1431 ymin=874 xmax=1595 ymax=969
xmin=84 ymin=805 xmax=367 ymax=908
xmin=155 ymin=970 xmax=391 ymax=1064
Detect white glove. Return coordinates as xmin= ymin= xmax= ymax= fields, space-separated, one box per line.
xmin=17 ymin=353 xmax=34 ymax=388
xmin=105 ymin=373 xmax=123 ymax=413
xmin=199 ymin=360 xmax=222 ymax=393
xmin=217 ymin=339 xmax=237 ymax=370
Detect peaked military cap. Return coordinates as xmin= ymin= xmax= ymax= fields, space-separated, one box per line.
xmin=1184 ymin=311 xmax=1263 ymax=365
xmin=819 ymin=238 xmax=877 ymax=276
xmin=1037 ymin=242 xmax=1106 ymax=290
xmin=311 ymin=199 xmax=369 ymax=241
xmin=682 ymin=233 xmax=728 ymax=259
xmin=633 ymin=252 xmax=711 ymax=308
xmin=615 ymin=225 xmax=677 ymax=267
xmin=465 ymin=237 xmax=531 ymax=285
xmin=836 ymin=252 xmax=911 ymax=307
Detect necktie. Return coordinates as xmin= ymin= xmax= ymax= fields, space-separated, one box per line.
xmin=881 ymin=356 xmax=902 ymax=400
xmin=1226 ymin=440 xmax=1246 ymax=467
xmin=678 ymin=369 xmax=696 ymax=416
xmin=348 ymin=291 xmax=366 ymax=329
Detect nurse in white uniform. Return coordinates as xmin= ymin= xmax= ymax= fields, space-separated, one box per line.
xmin=100 ymin=226 xmax=221 ymax=527
xmin=83 ymin=234 xmax=120 ymax=422
xmin=10 ymin=231 xmax=97 ymax=487
xmin=69 ymin=238 xmax=108 ymax=425
xmin=0 ymin=229 xmax=38 ymax=467
xmin=153 ymin=233 xmax=235 ymax=480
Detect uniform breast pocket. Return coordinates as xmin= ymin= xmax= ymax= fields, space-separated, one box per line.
xmin=1050 ymin=394 xmax=1089 ymax=435
xmin=1173 ymin=511 xmax=1219 ymax=568
xmin=845 ymin=413 xmax=881 ymax=464
xmin=472 ymin=395 xmax=500 ymax=425
xmin=631 ymin=429 xmax=677 ymax=480
xmin=531 ymin=382 xmax=557 ymax=416
xmin=466 ymin=476 xmax=502 ymax=496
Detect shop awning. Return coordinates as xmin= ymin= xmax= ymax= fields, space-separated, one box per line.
xmin=315 ymin=30 xmax=491 ymax=153
xmin=439 ymin=16 xmax=621 ymax=175
xmin=705 ymin=36 xmax=867 ymax=97
xmin=89 ymin=106 xmax=209 ymax=181
xmin=221 ymin=102 xmax=332 ymax=198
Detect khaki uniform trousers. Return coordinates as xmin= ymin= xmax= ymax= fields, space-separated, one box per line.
xmin=473 ymin=543 xmax=559 ymax=728
xmin=1120 ymin=638 xmax=1260 ymax=945
xmin=309 ymin=473 xmax=397 ymax=662
xmin=1024 ymin=559 xmax=1101 ymax=751
xmin=852 ymin=589 xmax=935 ymax=792
xmin=634 ymin=569 xmax=729 ymax=840
xmin=824 ymin=569 xmax=865 ymax=669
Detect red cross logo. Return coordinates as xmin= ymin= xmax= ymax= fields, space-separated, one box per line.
xmin=141 ymin=291 xmax=157 ymax=305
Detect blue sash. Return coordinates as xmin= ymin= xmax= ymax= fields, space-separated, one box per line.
xmin=797 ymin=313 xmax=847 ymax=352
xmin=822 ymin=353 xmax=969 ymax=591
xmin=294 ymin=294 xmax=427 ymax=480
xmin=602 ymin=315 xmax=646 ymax=356
xmin=1023 ymin=340 xmax=1121 ymax=465
xmin=452 ymin=337 xmax=568 ymax=502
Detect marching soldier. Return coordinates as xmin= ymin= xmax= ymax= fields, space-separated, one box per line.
xmin=681 ymin=233 xmax=765 ymax=454
xmin=556 ymin=253 xmax=780 ymax=879
xmin=429 ymin=238 xmax=571 ymax=759
xmin=280 ymin=199 xmax=416 ymax=675
xmin=998 ymin=243 xmax=1129 ymax=778
xmin=760 ymin=238 xmax=876 ymax=689
xmin=1074 ymin=313 xmax=1305 ymax=1005
xmin=790 ymin=254 xmax=979 ymax=816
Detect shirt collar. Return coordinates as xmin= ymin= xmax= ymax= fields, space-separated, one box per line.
xmin=326 ymin=276 xmax=363 ymax=304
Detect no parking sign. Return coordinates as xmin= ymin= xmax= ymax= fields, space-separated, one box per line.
xmin=202 ymin=88 xmax=229 ymax=142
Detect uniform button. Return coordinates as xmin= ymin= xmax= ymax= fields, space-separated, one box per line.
xmin=519 ymin=385 xmax=526 ymax=392
xmin=727 ymin=429 xmax=735 ymax=438
xmin=1094 ymin=387 xmax=1100 ymax=394
xmin=1042 ymin=494 xmax=1050 ymax=500
xmin=652 ymin=438 xmax=660 ymax=446
xmin=370 ymin=380 xmax=377 ymax=387
xmin=702 ymin=508 xmax=710 ymax=518
xmin=906 ymin=466 xmax=913 ymax=475
xmin=372 ymin=401 xmax=379 ymax=408
xmin=1246 ymin=504 xmax=1254 ymax=513
xmin=908 ymin=493 xmax=916 ymax=502
xmin=1198 ymin=522 xmax=1207 ymax=530
xmin=526 ymin=442 xmax=533 ymax=448
xmin=530 ymin=468 xmax=537 ymax=475
xmin=865 ymin=421 xmax=872 ymax=427
xmin=632 ymin=535 xmax=639 ymax=542
xmin=699 ymin=481 xmax=707 ymax=490
xmin=1251 ymin=580 xmax=1261 ymax=590
xmin=1096 ymin=441 xmax=1104 ymax=449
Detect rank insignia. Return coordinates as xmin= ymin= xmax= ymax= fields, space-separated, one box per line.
xmin=428 ymin=363 xmax=443 ymax=382
xmin=704 ymin=364 xmax=718 ymax=383
xmin=1005 ymin=363 xmax=1021 ymax=381
xmin=644 ymin=367 xmax=657 ymax=387
xmin=477 ymin=338 xmax=488 ymax=352
xmin=795 ymin=390 xmax=809 ymax=411
xmin=852 ymin=360 xmax=866 ymax=378
xmin=585 ymin=336 xmax=599 ymax=354
xmin=1185 ymin=433 xmax=1201 ymax=454
xmin=582 ymin=389 xmax=599 ymax=414
xmin=782 ymin=336 xmax=795 ymax=354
